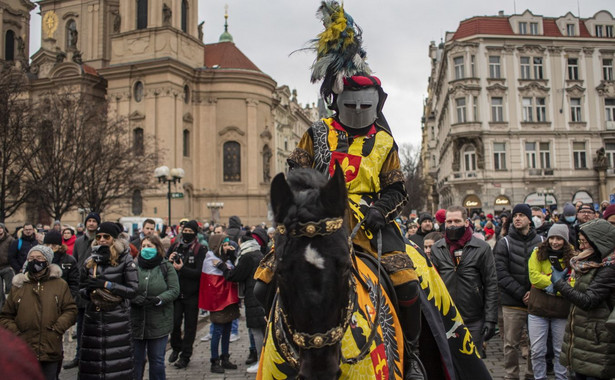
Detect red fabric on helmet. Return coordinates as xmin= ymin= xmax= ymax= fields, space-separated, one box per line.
xmin=343 ymin=75 xmax=381 ymax=88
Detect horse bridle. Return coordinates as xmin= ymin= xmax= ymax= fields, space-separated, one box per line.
xmin=274 ymin=216 xmax=383 ymax=367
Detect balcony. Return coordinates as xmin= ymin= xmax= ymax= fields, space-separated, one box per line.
xmin=451 ymin=171 xmax=482 ymax=181
xmin=526 ymin=168 xmax=554 ymax=176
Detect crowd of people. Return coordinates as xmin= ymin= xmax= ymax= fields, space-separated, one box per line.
xmin=0 ymin=213 xmax=272 ymax=379
xmin=404 ymin=201 xmax=615 ymax=380
xmin=0 ymin=199 xmax=614 ymax=379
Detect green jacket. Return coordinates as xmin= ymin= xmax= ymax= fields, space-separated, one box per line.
xmin=130 ymin=259 xmax=180 ymax=339
xmin=0 ymin=264 xmax=77 ymax=361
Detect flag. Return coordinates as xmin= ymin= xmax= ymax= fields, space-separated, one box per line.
xmin=199 ymin=251 xmax=238 ymax=311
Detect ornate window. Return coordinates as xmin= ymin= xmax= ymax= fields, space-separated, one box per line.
xmin=570 ymin=98 xmax=582 ymax=122
xmin=605 ymin=142 xmax=615 ymax=168
xmin=522 ymin=97 xmax=546 ymax=122
xmin=539 ymin=142 xmax=551 ymax=169
xmin=66 ymin=20 xmax=77 ymax=50
xmin=606 ymin=99 xmax=615 ymax=121
xmin=223 ymin=141 xmax=241 ymax=182
xmin=526 ymin=142 xmax=537 ymax=168
xmin=4 ymin=30 xmax=15 ymax=61
xmin=494 ymin=143 xmax=507 ymax=170
xmin=455 ymin=97 xmax=466 ymax=123
xmin=491 ymin=97 xmax=504 ymax=122
xmin=453 ymin=56 xmax=464 ymax=80
xmin=573 ymin=142 xmax=587 ymax=169
xmin=133 ymin=128 xmax=144 ymax=156
xmin=489 ymin=56 xmax=501 ymax=79
xmin=137 ymin=0 xmax=148 ymax=29
xmin=603 ymin=59 xmax=613 ymax=81
xmin=181 ymin=0 xmax=188 ymax=33
xmin=568 ymin=58 xmax=579 ymax=80
xmin=132 ymin=190 xmax=143 ymax=215
xmin=463 ymin=145 xmax=476 ymax=172
xmin=133 ymin=81 xmax=144 ymax=102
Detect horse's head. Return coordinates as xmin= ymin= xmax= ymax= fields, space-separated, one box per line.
xmin=270 ymin=166 xmax=352 ymax=380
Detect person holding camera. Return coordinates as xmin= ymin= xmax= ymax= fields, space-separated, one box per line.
xmin=78 ymin=222 xmax=138 ymax=380
xmin=166 ymin=220 xmax=206 ymax=369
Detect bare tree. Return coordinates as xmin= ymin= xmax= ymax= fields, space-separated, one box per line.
xmin=0 ymin=69 xmax=35 ymax=222
xmin=398 ymin=143 xmax=427 ymax=213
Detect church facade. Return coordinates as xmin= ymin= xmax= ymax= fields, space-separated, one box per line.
xmin=1 ymin=0 xmax=316 ymax=228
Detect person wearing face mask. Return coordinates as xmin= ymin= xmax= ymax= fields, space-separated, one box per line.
xmin=556 ymin=203 xmax=578 ymax=249
xmin=0 ymin=245 xmax=77 ymax=380
xmin=131 ymin=235 xmax=179 ymax=380
xmin=531 ymin=207 xmax=552 ymax=238
xmin=166 ymin=219 xmax=206 ymax=369
xmin=430 ymin=205 xmax=499 ymax=358
xmin=494 ymin=203 xmax=545 ymax=380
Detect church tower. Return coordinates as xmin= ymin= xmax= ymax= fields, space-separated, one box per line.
xmin=1 ymin=0 xmax=36 ymax=66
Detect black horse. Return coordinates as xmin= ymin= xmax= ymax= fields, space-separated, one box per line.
xmin=266 ymin=166 xmax=405 ymax=380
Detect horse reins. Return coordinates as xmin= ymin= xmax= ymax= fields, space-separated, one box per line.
xmin=274 ymin=216 xmax=384 ymax=367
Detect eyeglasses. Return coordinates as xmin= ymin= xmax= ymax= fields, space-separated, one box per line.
xmin=578 ymin=239 xmax=588 ymax=245
xmin=578 ymin=210 xmax=594 ymax=214
xmin=95 ymin=233 xmax=111 ymax=240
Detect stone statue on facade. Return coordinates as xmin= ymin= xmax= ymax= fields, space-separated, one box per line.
xmin=263 ymin=145 xmax=272 ymax=183
xmin=594 ymin=147 xmax=609 ymax=170
xmin=15 ymin=36 xmax=25 ymax=58
xmin=163 ymin=4 xmax=172 ymax=25
xmin=69 ymin=28 xmax=78 ymax=49
xmin=113 ymin=11 xmax=121 ymax=33
xmin=198 ymin=21 xmax=204 ymax=41
xmin=72 ymin=50 xmax=83 ymax=64
xmin=55 ymin=48 xmax=66 ymax=64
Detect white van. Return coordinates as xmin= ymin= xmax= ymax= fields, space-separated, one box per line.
xmin=118 ymin=217 xmax=165 ymax=237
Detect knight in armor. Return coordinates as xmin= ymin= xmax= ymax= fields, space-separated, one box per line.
xmin=255 ymin=3 xmax=423 ymax=378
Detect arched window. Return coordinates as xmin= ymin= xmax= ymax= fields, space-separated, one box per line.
xmin=66 ymin=20 xmax=77 ymax=50
xmin=132 ymin=190 xmax=143 ymax=215
xmin=4 ymin=30 xmax=15 ymax=61
xmin=133 ymin=128 xmax=144 ymax=156
xmin=183 ymin=129 xmax=190 ymax=157
xmin=133 ymin=81 xmax=144 ymax=102
xmin=136 ymin=0 xmax=148 ymax=29
xmin=223 ymin=141 xmax=241 ymax=182
xmin=181 ymin=0 xmax=188 ymax=33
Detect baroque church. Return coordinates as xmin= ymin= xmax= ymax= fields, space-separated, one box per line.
xmin=1 ymin=0 xmax=316 ymax=228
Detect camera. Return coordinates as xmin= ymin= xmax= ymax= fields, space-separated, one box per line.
xmin=172 ymin=244 xmax=187 ymax=264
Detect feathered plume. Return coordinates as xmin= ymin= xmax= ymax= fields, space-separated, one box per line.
xmin=309 ymin=1 xmax=371 ymax=104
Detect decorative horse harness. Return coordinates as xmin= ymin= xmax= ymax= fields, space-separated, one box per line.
xmin=274 ymin=217 xmax=384 ymax=368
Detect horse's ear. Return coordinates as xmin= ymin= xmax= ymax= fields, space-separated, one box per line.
xmin=321 ymin=164 xmax=347 ymax=217
xmin=270 ymin=172 xmax=293 ymax=222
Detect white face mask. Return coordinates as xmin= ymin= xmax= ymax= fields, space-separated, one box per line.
xmin=532 ymin=216 xmax=543 ymax=228
xmin=336 ymin=87 xmax=379 ymax=129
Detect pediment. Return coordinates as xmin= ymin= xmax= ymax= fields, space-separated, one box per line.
xmin=219 ymin=126 xmax=245 ymax=137
xmin=565 ymin=84 xmax=586 ymax=97
xmin=486 ymin=83 xmax=508 ymax=92
xmin=129 ymin=111 xmax=146 ymax=121
xmin=518 ymin=82 xmax=550 ymax=95
xmin=48 ymin=62 xmax=81 ymax=78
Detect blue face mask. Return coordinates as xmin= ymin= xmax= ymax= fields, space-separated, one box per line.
xmin=140 ymin=247 xmax=158 ymax=260
xmin=565 ymin=216 xmax=576 ymax=223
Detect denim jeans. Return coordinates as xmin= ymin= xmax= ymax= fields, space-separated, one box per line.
xmin=134 ymin=336 xmax=168 ymax=380
xmin=232 ymin=318 xmax=239 ymax=335
xmin=211 ymin=322 xmax=232 ymax=360
xmin=528 ymin=314 xmax=567 ymax=380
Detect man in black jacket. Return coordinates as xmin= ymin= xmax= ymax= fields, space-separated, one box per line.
xmin=494 ymin=203 xmax=543 ymax=380
xmin=408 ymin=212 xmax=434 ymax=249
xmin=167 ymin=220 xmax=206 ymax=369
xmin=430 ymin=205 xmax=498 ymax=357
xmin=8 ymin=223 xmax=37 ymax=274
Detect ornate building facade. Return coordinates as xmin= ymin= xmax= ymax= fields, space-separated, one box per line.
xmin=422 ymin=10 xmax=615 ymax=214
xmin=2 ymin=0 xmax=315 ymax=228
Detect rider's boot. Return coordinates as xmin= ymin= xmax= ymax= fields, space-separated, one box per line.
xmin=395 ymin=280 xmax=425 ymax=380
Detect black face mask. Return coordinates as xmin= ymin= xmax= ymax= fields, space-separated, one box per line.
xmin=182 ymin=233 xmax=196 ymax=243
xmin=445 ymin=225 xmax=466 ymax=241
xmin=26 ymin=260 xmax=48 ymax=274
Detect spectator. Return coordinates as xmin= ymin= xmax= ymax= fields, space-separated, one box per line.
xmin=553 ymin=219 xmax=615 ymax=380
xmin=603 ymin=204 xmax=615 ymax=226
xmin=495 ymin=211 xmax=511 ymax=241
xmin=408 ymin=212 xmax=434 ymax=249
xmin=434 ymin=209 xmax=447 ymax=232
xmin=226 ymin=216 xmax=244 ymax=243
xmin=167 ymin=220 xmax=206 ymax=369
xmin=52 ymin=220 xmax=62 ymax=232
xmin=0 ymin=223 xmax=14 ymax=310
xmin=130 ymin=218 xmax=157 ymax=251
xmin=43 ymin=230 xmax=79 ymax=301
xmin=0 ymin=245 xmax=77 ymax=380
xmin=531 ymin=207 xmax=552 ymax=237
xmin=558 ymin=203 xmax=578 ymax=249
xmin=202 ymin=234 xmax=240 ymax=373
xmin=577 ymin=203 xmax=596 ymax=225
xmin=430 ymin=206 xmax=499 ymax=357
xmin=215 ymin=233 xmax=266 ymax=373
xmin=131 ymin=235 xmax=180 ymax=380
xmin=78 ymin=222 xmax=138 ymax=379
xmin=484 ymin=221 xmax=496 ymax=248
xmin=494 ymin=203 xmax=544 ymax=380
xmin=62 ymin=227 xmax=76 ymax=256
xmin=63 ymin=212 xmax=99 ymax=370
xmin=75 ymin=223 xmax=85 ymax=237
xmin=527 ymin=224 xmax=574 ymax=380
xmin=406 ymin=222 xmax=418 ymax=239
xmin=422 ymin=231 xmax=442 ymax=260
xmin=8 ymin=223 xmax=37 ymax=274
xmin=266 ymin=227 xmax=275 ymax=251
xmin=0 ymin=326 xmax=45 ymax=380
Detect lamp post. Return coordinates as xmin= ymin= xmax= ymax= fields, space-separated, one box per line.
xmin=207 ymin=202 xmax=224 ymax=224
xmin=540 ymin=188 xmax=554 ymax=210
xmin=154 ymin=166 xmax=185 ymax=226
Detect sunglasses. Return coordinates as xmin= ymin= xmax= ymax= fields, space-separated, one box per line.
xmin=95 ymin=233 xmax=112 ymax=240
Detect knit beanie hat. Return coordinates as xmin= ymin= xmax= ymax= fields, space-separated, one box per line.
xmin=28 ymin=245 xmax=54 ymax=264
xmin=435 ymin=209 xmax=446 ymax=224
xmin=603 ymin=204 xmax=615 ymax=220
xmin=418 ymin=213 xmax=433 ymax=225
xmin=183 ymin=220 xmax=199 ymax=234
xmin=512 ymin=203 xmax=532 ymax=221
xmin=85 ymin=212 xmax=101 ymax=225
xmin=547 ymin=224 xmax=569 ymax=241
xmin=563 ymin=203 xmax=577 ymax=217
xmin=97 ymin=222 xmax=122 ymax=239
xmin=43 ymin=230 xmax=63 ymax=245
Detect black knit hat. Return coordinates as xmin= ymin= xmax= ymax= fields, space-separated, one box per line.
xmin=43 ymin=230 xmax=62 ymax=245
xmin=512 ymin=203 xmax=532 ymax=221
xmin=85 ymin=212 xmax=101 ymax=225
xmin=97 ymin=222 xmax=122 ymax=239
xmin=183 ymin=220 xmax=199 ymax=234
xmin=418 ymin=213 xmax=433 ymax=225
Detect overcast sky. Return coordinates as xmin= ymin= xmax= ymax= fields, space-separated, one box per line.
xmin=29 ymin=0 xmax=613 ymax=145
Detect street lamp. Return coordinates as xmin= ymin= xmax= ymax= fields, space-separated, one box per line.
xmin=539 ymin=188 xmax=554 ymax=210
xmin=154 ymin=166 xmax=185 ymax=225
xmin=207 ymin=202 xmax=224 ymax=223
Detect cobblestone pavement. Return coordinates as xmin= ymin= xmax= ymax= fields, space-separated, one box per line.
xmin=59 ymin=316 xmax=546 ymax=379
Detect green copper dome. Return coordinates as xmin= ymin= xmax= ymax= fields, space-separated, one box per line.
xmin=218 ymin=9 xmax=233 ymax=42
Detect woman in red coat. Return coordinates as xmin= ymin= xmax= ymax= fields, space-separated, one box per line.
xmin=62 ymin=228 xmax=77 ymax=256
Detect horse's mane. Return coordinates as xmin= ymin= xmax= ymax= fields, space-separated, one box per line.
xmin=282 ymin=169 xmax=330 ymax=225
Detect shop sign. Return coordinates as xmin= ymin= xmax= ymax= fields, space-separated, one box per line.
xmin=463 ymin=195 xmax=482 ymax=208
xmin=494 ymin=195 xmax=510 ymax=206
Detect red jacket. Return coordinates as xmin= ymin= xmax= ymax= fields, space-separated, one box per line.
xmin=63 ymin=235 xmax=77 ymax=256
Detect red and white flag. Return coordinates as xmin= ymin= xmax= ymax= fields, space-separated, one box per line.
xmin=198 ymin=251 xmax=238 ymax=311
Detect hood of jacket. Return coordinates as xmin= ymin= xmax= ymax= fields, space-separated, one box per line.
xmin=579 ymin=219 xmax=615 ymax=258
xmin=228 ymin=216 xmax=242 ymax=229
xmin=12 ymin=263 xmax=62 ymax=288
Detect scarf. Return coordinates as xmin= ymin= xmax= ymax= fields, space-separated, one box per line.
xmin=137 ymin=253 xmax=163 ymax=270
xmin=569 ymin=247 xmax=605 ymax=276
xmin=445 ymin=226 xmax=473 ymax=259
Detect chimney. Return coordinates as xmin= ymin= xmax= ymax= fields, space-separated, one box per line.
xmin=498 ymin=10 xmax=504 ymax=16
